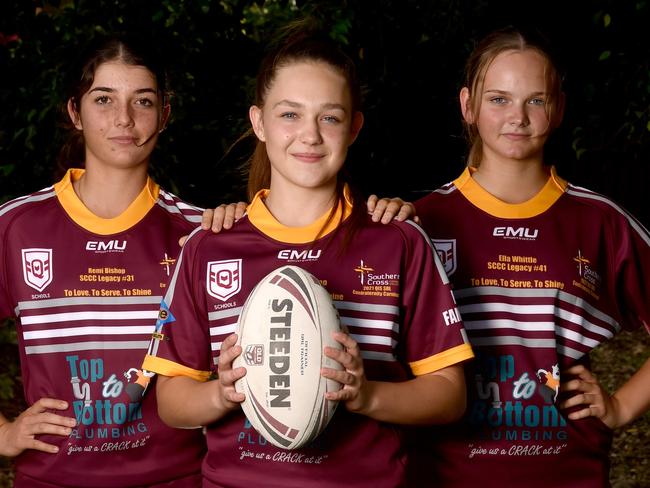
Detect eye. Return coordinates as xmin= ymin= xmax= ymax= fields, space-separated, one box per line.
xmin=135 ymin=98 xmax=155 ymax=107
xmin=529 ymin=98 xmax=546 ymax=106
xmin=322 ymin=115 xmax=341 ymax=124
xmin=280 ymin=112 xmax=298 ymax=120
xmin=489 ymin=97 xmax=507 ymax=105
xmin=94 ymin=95 xmax=111 ymax=105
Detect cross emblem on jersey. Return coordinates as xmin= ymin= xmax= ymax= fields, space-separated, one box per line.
xmin=160 ymin=253 xmax=176 ymax=276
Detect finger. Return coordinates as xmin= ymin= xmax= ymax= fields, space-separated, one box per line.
xmin=371 ymin=199 xmax=388 ymax=223
xmin=366 ymin=194 xmax=379 ymax=212
xmin=219 ymin=364 xmax=247 ymax=388
xmin=332 ymin=331 xmax=360 ymax=351
xmin=210 ymin=206 xmax=227 ymax=233
xmin=28 ymin=417 xmax=75 ymax=436
xmin=224 ymin=389 xmax=246 ymax=404
xmin=413 ymin=215 xmax=421 ymax=225
xmin=395 ymin=202 xmax=416 ymax=222
xmin=381 ymin=201 xmax=402 ymax=224
xmin=234 ymin=202 xmax=247 ymax=220
xmin=26 ymin=438 xmax=62 ymax=454
xmin=30 ymin=398 xmax=70 ymax=412
xmin=222 ymin=204 xmax=237 ymax=230
xmin=559 ymin=392 xmax=589 ymax=409
xmin=321 ymin=367 xmax=356 ymax=386
xmin=566 ymin=406 xmax=595 ymax=421
xmin=178 ymin=235 xmax=188 ymax=247
xmin=325 ymin=388 xmax=356 ymax=402
xmin=201 ymin=208 xmax=215 ymax=230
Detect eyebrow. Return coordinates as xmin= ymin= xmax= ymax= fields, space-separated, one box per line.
xmin=483 ymin=89 xmax=547 ymax=96
xmin=272 ymin=99 xmax=348 ymax=112
xmin=88 ymin=87 xmax=158 ymax=95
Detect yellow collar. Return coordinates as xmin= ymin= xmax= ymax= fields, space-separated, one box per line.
xmin=454 ymin=166 xmax=567 ymax=218
xmin=54 ymin=168 xmax=160 ymax=235
xmin=247 ymin=188 xmax=352 ymax=244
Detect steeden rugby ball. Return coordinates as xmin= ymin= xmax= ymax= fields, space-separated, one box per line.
xmin=233 ymin=265 xmax=342 ymax=450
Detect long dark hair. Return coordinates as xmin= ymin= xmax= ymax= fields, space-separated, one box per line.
xmin=247 ymin=20 xmax=366 ymax=246
xmin=57 ymin=35 xmax=170 ymax=173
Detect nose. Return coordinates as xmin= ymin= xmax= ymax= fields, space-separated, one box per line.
xmin=300 ymin=118 xmax=323 ymax=145
xmin=508 ymin=103 xmax=529 ymax=127
xmin=114 ymin=102 xmax=135 ymax=128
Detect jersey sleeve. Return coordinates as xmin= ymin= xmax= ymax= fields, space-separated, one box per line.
xmin=0 ymin=214 xmax=14 ymax=319
xmin=398 ymin=222 xmax=473 ymax=375
xmin=143 ymin=230 xmax=213 ymax=381
xmin=612 ymin=212 xmax=650 ymax=335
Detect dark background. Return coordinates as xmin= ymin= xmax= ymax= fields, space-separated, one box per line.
xmin=1 ymin=1 xmax=649 ymax=218
xmin=1 ymin=1 xmax=649 ymax=486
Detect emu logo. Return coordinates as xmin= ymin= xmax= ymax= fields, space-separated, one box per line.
xmin=86 ymin=240 xmax=127 ymax=252
xmin=277 ymin=249 xmax=322 ymax=261
xmin=492 ymin=227 xmax=539 ymax=240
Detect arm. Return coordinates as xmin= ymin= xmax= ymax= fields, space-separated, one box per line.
xmin=366 ymin=195 xmax=419 ymax=224
xmin=0 ymin=399 xmax=76 ymax=456
xmin=156 ymin=333 xmax=246 ymax=428
xmin=322 ymin=332 xmax=466 ymax=425
xmin=560 ymin=358 xmax=650 ymax=428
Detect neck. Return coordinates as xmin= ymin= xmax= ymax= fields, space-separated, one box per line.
xmin=472 ymin=158 xmax=548 ymax=204
xmin=73 ymin=164 xmax=149 ymax=218
xmin=265 ymin=182 xmax=338 ymax=227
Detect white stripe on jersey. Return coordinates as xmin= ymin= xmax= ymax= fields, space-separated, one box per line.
xmin=361 ymin=350 xmax=397 ymax=362
xmin=567 ymin=185 xmax=650 ymax=247
xmin=350 ymin=333 xmax=397 ymax=347
xmin=0 ymin=188 xmax=55 ymax=217
xmin=432 ymin=183 xmax=456 ymax=195
xmin=23 ymin=325 xmax=155 ymax=340
xmin=20 ymin=310 xmax=158 ymax=325
xmin=209 ymin=323 xmax=237 ymax=336
xmin=405 ymin=219 xmax=450 ymax=285
xmin=454 ymin=286 xmax=620 ymax=331
xmin=26 ymin=341 xmax=150 ymax=355
xmin=17 ymin=296 xmax=161 ymax=311
xmin=334 ymin=301 xmax=399 ymax=315
xmin=208 ymin=307 xmax=243 ymax=321
xmin=464 ymin=319 xmax=556 ymax=332
xmin=340 ymin=317 xmax=398 ymax=331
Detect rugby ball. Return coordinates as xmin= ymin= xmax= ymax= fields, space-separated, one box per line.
xmin=233 ymin=265 xmax=342 ymax=450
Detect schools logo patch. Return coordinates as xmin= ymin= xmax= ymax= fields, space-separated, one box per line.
xmin=431 ymin=239 xmax=457 ymax=276
xmin=22 ymin=248 xmax=53 ymax=292
xmin=207 ymin=259 xmax=242 ymax=301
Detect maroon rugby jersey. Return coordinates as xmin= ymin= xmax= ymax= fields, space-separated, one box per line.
xmin=143 ymin=190 xmax=473 ymax=488
xmin=415 ymin=167 xmax=650 ymax=488
xmin=0 ymin=169 xmax=205 ymax=487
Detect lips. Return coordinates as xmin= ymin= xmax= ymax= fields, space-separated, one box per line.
xmin=109 ymin=136 xmax=138 ymax=145
xmin=501 ymin=133 xmax=530 ymax=141
xmin=292 ymin=152 xmax=325 ymax=163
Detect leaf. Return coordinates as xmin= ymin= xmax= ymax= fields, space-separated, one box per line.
xmin=647 ymin=120 xmax=650 ymax=132
xmin=603 ymin=13 xmax=611 ymax=27
xmin=598 ymin=50 xmax=611 ymax=61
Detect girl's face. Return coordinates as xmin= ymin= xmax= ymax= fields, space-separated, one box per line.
xmin=462 ymin=49 xmax=556 ymax=166
xmin=68 ymin=61 xmax=168 ymax=171
xmin=249 ymin=61 xmax=363 ymax=195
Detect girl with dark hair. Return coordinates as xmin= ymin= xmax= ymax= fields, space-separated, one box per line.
xmin=0 ymin=36 xmax=209 ymax=487
xmin=144 ymin=25 xmax=473 ymax=488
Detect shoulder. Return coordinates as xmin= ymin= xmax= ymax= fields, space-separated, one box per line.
xmin=361 ymin=214 xmax=434 ymax=252
xmin=0 ymin=185 xmax=58 ymax=228
xmin=563 ymin=183 xmax=650 ymax=241
xmin=414 ymin=180 xmax=459 ymax=211
xmin=155 ymin=187 xmax=204 ymax=229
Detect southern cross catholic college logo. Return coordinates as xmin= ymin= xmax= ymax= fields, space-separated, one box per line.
xmin=207 ymin=259 xmax=242 ymax=301
xmin=22 ymin=248 xmax=53 ymax=292
xmin=354 ymin=259 xmax=373 ymax=285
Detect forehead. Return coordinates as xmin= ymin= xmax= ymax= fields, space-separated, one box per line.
xmin=483 ymin=49 xmax=549 ymax=90
xmin=268 ymin=61 xmax=351 ymax=106
xmin=90 ymin=61 xmax=158 ymax=90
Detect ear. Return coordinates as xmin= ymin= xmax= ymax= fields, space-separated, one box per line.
xmin=159 ymin=101 xmax=171 ymax=133
xmin=67 ymin=98 xmax=83 ymax=130
xmin=459 ymin=87 xmax=474 ymax=124
xmin=249 ymin=105 xmax=265 ymax=142
xmin=347 ymin=111 xmax=364 ymax=146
